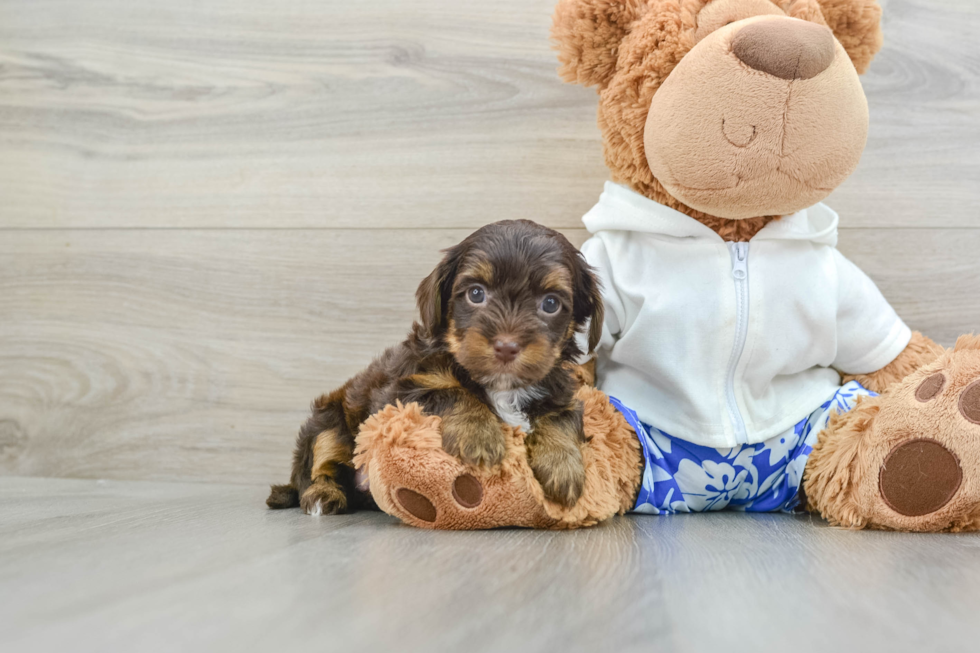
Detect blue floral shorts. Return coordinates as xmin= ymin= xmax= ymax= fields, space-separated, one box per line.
xmin=611 ymin=381 xmax=875 ymax=514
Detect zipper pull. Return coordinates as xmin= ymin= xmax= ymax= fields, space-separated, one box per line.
xmin=731 ymin=242 xmax=748 ymax=280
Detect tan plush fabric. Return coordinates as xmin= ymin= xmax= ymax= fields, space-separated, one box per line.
xmin=643 ymin=15 xmax=869 ymax=219
xmin=354 ymin=386 xmax=643 ymax=530
xmin=805 ymin=335 xmax=980 ymax=532
xmin=696 ymin=0 xmax=784 ymax=42
xmin=551 ymin=0 xmax=883 ymax=231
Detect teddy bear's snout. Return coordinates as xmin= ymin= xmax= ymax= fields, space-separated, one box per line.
xmin=643 ymin=13 xmax=867 ymax=220
xmin=732 ymin=18 xmax=835 ymax=81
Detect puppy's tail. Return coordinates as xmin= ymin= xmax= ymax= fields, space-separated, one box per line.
xmin=266 ymin=483 xmax=300 ymax=509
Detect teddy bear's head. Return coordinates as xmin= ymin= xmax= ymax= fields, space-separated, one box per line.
xmin=553 ymin=0 xmax=883 ymax=224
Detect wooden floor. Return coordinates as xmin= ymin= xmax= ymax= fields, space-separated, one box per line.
xmin=2 ymin=476 xmax=979 ymax=653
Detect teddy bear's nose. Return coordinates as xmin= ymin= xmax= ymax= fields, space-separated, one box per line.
xmin=731 ymin=18 xmax=835 ymax=81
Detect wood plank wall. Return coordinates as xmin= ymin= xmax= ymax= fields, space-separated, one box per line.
xmin=1 ymin=0 xmax=977 ymax=485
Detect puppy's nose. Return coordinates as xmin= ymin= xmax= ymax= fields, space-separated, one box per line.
xmin=732 ymin=19 xmax=835 ymax=81
xmin=493 ymin=339 xmax=521 ymax=364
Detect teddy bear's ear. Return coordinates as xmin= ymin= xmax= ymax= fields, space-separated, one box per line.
xmin=815 ymin=0 xmax=883 ymax=74
xmin=552 ymin=0 xmax=647 ymax=88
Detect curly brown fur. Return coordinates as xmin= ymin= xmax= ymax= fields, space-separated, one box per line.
xmin=802 ymin=393 xmax=881 ymax=528
xmin=268 ymin=220 xmax=604 ymax=513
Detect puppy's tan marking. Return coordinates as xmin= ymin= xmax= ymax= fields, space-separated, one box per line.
xmin=445 ymin=321 xmax=462 ymax=355
xmin=459 ymin=259 xmax=495 ymax=286
xmin=453 ymin=328 xmax=498 ymax=379
xmin=408 ymin=370 xmax=461 ymax=391
xmin=542 ymin=267 xmax=572 ymax=294
xmin=311 ymin=429 xmax=352 ymax=481
xmin=513 ymin=339 xmax=560 ymax=380
xmin=564 ymin=321 xmax=577 ymax=340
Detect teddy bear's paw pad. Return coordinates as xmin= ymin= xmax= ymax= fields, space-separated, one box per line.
xmin=392 ymin=475 xmax=484 ymax=523
xmin=451 ymin=473 xmax=483 ymax=509
xmin=915 ymin=373 xmax=946 ymax=402
xmin=958 ymin=380 xmax=980 ymax=424
xmin=395 ymin=488 xmax=437 ymax=523
xmin=879 ymin=439 xmax=963 ymax=517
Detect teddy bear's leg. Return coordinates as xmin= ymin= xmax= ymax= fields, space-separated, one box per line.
xmin=353 ymin=388 xmax=643 ymax=530
xmin=804 ymin=336 xmax=980 ymax=532
xmin=352 ymin=402 xmax=555 ymax=529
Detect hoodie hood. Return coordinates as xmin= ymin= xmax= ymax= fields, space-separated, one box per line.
xmin=582 ymin=182 xmax=839 ymax=247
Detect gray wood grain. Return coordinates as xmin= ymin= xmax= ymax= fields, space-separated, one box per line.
xmin=0 ymin=228 xmax=977 ymax=485
xmin=1 ymin=476 xmax=977 ymax=653
xmin=0 ymin=0 xmax=978 ymax=484
xmin=0 ymin=0 xmax=977 ymax=229
xmin=834 ymin=0 xmax=980 ymax=227
xmin=0 ymin=0 xmax=608 ymax=229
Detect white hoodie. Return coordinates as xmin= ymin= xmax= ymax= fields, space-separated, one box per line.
xmin=577 ymin=182 xmax=910 ymax=448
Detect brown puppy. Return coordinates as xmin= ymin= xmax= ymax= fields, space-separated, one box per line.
xmin=267 ymin=220 xmax=604 ymax=514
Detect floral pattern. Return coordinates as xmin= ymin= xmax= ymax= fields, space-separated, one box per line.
xmin=614 ymin=381 xmax=875 ymax=515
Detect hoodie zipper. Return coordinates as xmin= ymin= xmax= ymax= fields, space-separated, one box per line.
xmin=726 ymin=242 xmax=750 ymax=445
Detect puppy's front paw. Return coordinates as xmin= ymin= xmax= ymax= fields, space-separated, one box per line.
xmin=300 ymin=478 xmax=348 ymax=516
xmin=458 ymin=428 xmax=508 ymax=468
xmin=530 ymin=446 xmax=585 ymax=508
xmin=442 ymin=415 xmax=507 ymax=468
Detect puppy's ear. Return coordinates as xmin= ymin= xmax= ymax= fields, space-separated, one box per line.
xmin=416 ymin=243 xmax=465 ymax=336
xmin=571 ymin=251 xmax=605 ymax=354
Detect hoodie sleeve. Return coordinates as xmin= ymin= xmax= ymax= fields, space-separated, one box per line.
xmin=831 ymin=249 xmax=912 ymax=375
xmin=574 ymin=235 xmax=627 ymax=364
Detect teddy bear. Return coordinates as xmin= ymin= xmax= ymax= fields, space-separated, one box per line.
xmin=350 ymin=0 xmax=980 ymax=532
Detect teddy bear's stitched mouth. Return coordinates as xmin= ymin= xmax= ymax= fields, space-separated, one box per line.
xmin=668 ymin=165 xmax=832 ymax=196
xmin=669 ymin=175 xmax=744 ymax=193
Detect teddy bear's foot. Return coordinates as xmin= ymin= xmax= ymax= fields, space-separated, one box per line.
xmin=806 ymin=335 xmax=980 ymax=532
xmin=352 ymin=387 xmax=643 ymax=530
xmin=352 ymin=402 xmax=553 ymax=529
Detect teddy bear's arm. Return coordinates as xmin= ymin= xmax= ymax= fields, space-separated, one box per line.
xmin=840 ymin=331 xmax=944 ymax=394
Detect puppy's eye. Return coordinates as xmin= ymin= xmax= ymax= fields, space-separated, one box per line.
xmin=540 ymin=295 xmax=561 ymax=314
xmin=467 ymin=286 xmax=486 ymax=305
